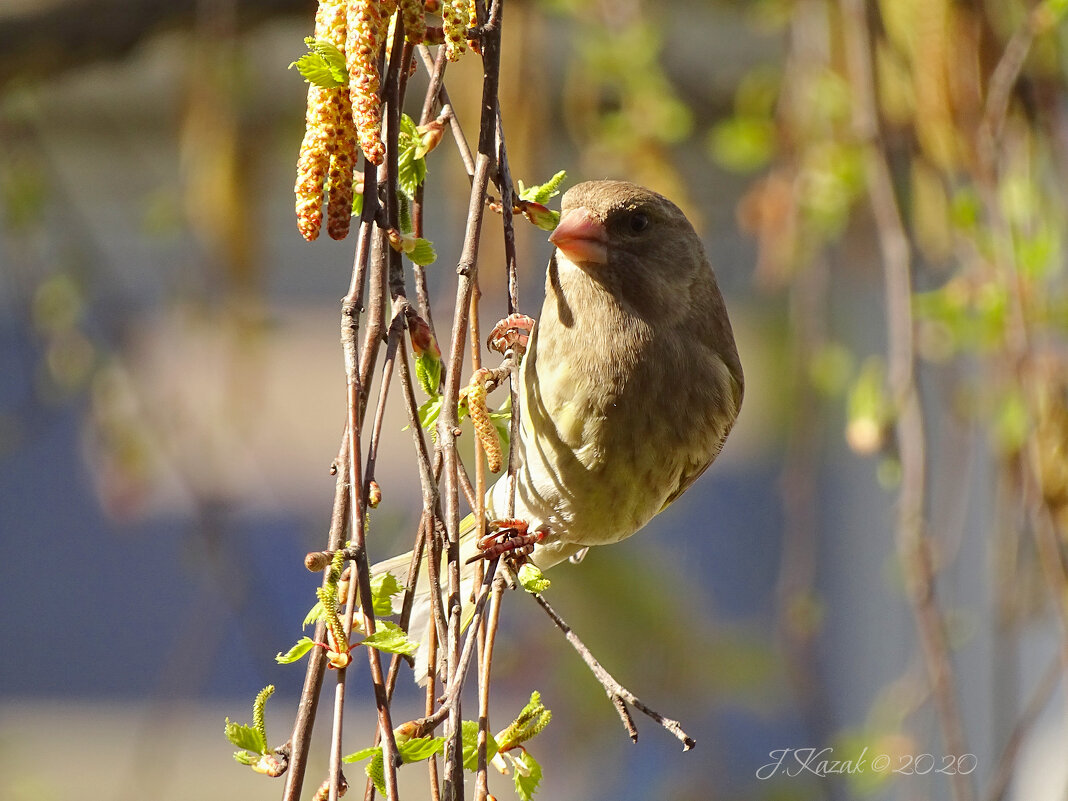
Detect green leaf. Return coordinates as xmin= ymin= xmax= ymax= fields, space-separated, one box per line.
xmin=370 ymin=571 xmax=404 ymax=616
xmin=518 ymin=170 xmax=567 ymax=204
xmin=517 ymin=563 xmax=550 ymax=594
xmin=398 ymin=736 xmax=446 ymax=763
xmin=512 ymin=750 xmax=543 ymax=801
xmin=290 ymin=37 xmax=349 ymax=88
xmin=303 ymin=600 xmax=325 ymax=628
xmin=359 ymin=621 xmax=419 ymax=656
xmin=461 ymin=720 xmax=500 ymax=771
xmin=225 ymin=719 xmax=267 ymax=755
xmin=276 ymin=636 xmax=317 ymax=664
xmin=418 ymin=395 xmax=444 ymax=432
xmin=405 ymin=237 xmax=436 ymax=266
xmin=488 ymin=395 xmax=512 ymax=452
xmin=342 ymin=745 xmax=381 ymax=763
xmin=399 ymin=113 xmax=420 ymax=138
xmin=233 ymin=750 xmax=259 ymax=766
xmin=397 ymin=115 xmax=429 ymax=198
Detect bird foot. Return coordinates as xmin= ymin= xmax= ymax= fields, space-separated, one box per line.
xmin=466 ymin=518 xmax=549 ymax=565
xmin=487 ymin=313 xmax=535 ymax=356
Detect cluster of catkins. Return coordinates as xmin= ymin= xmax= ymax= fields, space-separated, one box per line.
xmin=295 ymin=0 xmax=477 ymax=242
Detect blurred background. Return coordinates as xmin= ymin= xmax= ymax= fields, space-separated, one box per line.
xmin=3 ymin=1 xmax=1068 ymax=800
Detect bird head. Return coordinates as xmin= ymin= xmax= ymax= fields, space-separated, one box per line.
xmin=548 ymin=180 xmax=717 ymax=325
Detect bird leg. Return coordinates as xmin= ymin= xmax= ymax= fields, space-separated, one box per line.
xmin=487 ymin=313 xmax=535 ymax=356
xmin=466 ymin=518 xmax=549 ymax=565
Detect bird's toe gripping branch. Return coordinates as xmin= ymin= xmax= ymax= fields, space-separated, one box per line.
xmin=466 ymin=518 xmax=549 ymax=565
xmin=487 ymin=313 xmax=535 ymax=356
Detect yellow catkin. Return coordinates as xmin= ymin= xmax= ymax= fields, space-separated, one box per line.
xmin=319 ymin=1 xmax=358 ymax=241
xmin=295 ymin=0 xmax=351 ymax=242
xmin=441 ymin=0 xmax=468 ymax=61
xmin=346 ymin=0 xmax=396 ymax=166
xmin=465 ymin=0 xmax=479 ymax=52
xmin=326 ymin=93 xmax=358 ymax=240
xmin=462 ymin=373 xmax=502 ymax=473
xmin=399 ymin=0 xmax=426 ymax=44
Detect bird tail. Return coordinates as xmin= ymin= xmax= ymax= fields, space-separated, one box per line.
xmin=371 ymin=512 xmax=482 ymax=685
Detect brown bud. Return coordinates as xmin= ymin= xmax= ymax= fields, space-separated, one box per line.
xmin=305 ymin=551 xmax=331 ymax=572
xmin=408 ymin=314 xmax=441 ymax=359
xmin=368 ymin=479 xmax=382 ymax=508
xmin=252 ymin=753 xmax=287 ymax=777
xmin=522 ymin=201 xmax=558 ymax=232
xmin=415 ymin=118 xmax=446 ymax=158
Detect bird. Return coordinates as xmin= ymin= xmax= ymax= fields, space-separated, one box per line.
xmin=375 ymin=179 xmax=744 ymax=683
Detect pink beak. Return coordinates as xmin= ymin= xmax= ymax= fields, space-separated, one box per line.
xmin=549 ymin=207 xmax=609 ymax=265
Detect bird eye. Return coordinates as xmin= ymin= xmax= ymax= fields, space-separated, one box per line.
xmin=628 ymin=212 xmax=649 ymax=233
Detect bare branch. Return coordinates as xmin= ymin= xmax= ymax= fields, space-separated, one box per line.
xmin=528 ymin=589 xmax=695 ymax=750
xmin=838 ymin=4 xmax=973 ymax=801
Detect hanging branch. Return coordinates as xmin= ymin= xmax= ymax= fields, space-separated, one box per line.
xmin=838 ymin=4 xmax=974 ymax=801
xmin=253 ymin=3 xmax=703 ymax=801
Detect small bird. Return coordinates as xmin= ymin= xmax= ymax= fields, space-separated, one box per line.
xmin=377 ymin=180 xmax=743 ymax=682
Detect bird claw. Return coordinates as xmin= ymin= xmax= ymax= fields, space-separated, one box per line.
xmin=487 ymin=313 xmax=535 ymax=355
xmin=466 ymin=518 xmax=549 ymax=565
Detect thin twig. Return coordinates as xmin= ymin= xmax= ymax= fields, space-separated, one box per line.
xmin=978 ymin=3 xmax=1049 ymax=183
xmin=529 ymin=590 xmax=696 ymax=750
xmin=282 ymin=435 xmax=352 ymax=801
xmin=984 ymin=652 xmax=1063 ymax=801
xmin=418 ymin=45 xmax=475 ymax=177
xmin=838 ymin=5 xmax=972 ymax=801
xmin=436 ymin=4 xmax=508 ymax=793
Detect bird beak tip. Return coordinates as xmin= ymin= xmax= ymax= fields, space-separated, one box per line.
xmin=550 ymin=208 xmax=609 ymax=265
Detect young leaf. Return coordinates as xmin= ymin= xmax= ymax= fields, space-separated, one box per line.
xmin=303 ymin=600 xmax=325 ymax=628
xmin=225 ymin=719 xmax=267 ymax=755
xmin=405 ymin=237 xmax=437 ymax=266
xmin=342 ymin=745 xmax=381 ymax=763
xmin=359 ymin=621 xmax=419 ymax=656
xmin=518 ymin=170 xmax=567 ymax=204
xmin=233 ymin=750 xmax=259 ymax=766
xmin=461 ymin=720 xmax=500 ymax=771
xmin=397 ymin=114 xmax=429 ymax=198
xmin=398 ymin=735 xmax=446 ymax=763
xmin=418 ymin=395 xmax=444 ymax=431
xmin=290 ymin=37 xmax=348 ymax=88
xmin=512 ymin=750 xmax=543 ymax=801
xmin=370 ymin=571 xmax=405 ymax=616
xmin=276 ymin=636 xmax=317 ymax=664
xmin=489 ymin=395 xmax=512 ymax=452
xmin=517 ymin=563 xmax=551 ymax=594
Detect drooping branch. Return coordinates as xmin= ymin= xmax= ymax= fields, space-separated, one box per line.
xmin=838 ymin=4 xmax=973 ymax=801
